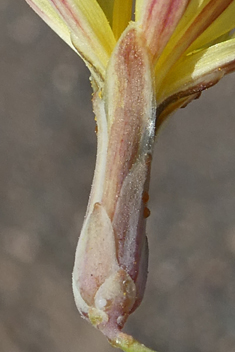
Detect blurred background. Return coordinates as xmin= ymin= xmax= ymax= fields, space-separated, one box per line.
xmin=1 ymin=1 xmax=235 ymax=352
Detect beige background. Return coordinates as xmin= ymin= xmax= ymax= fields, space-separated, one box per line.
xmin=1 ymin=1 xmax=235 ymax=352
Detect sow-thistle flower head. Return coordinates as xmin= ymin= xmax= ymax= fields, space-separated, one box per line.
xmin=25 ymin=0 xmax=235 ymax=351
xmin=26 ymin=0 xmax=235 ymax=119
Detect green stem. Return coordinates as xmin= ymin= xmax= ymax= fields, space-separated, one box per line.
xmin=110 ymin=332 xmax=157 ymax=352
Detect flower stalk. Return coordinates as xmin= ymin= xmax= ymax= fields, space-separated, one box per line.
xmin=111 ymin=332 xmax=157 ymax=352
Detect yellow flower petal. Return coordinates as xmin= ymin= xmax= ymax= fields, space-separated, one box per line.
xmin=97 ymin=0 xmax=133 ymax=40
xmin=136 ymin=0 xmax=189 ymax=62
xmin=25 ymin=0 xmax=75 ymax=51
xmin=51 ymin=0 xmax=116 ymax=82
xmin=155 ymin=0 xmax=234 ymax=95
xmin=96 ymin=0 xmax=115 ymax=24
xmin=158 ymin=0 xmax=211 ymax=49
xmin=187 ymin=1 xmax=235 ymax=53
xmin=27 ymin=0 xmax=116 ymax=83
xmin=158 ymin=37 xmax=235 ymax=103
xmin=135 ymin=0 xmax=144 ymax=22
xmin=112 ymin=0 xmax=133 ymax=40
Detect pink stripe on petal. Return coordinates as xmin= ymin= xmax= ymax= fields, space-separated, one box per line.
xmin=139 ymin=0 xmax=189 ymax=62
xmin=25 ymin=0 xmax=75 ymax=51
xmin=174 ymin=0 xmax=234 ymax=63
xmin=44 ymin=0 xmax=115 ymax=82
xmin=155 ymin=0 xmax=234 ymax=88
xmin=50 ymin=0 xmax=91 ymax=41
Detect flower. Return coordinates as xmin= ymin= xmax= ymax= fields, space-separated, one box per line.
xmin=25 ymin=0 xmax=235 ymax=110
xmin=25 ymin=0 xmax=235 ymax=351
